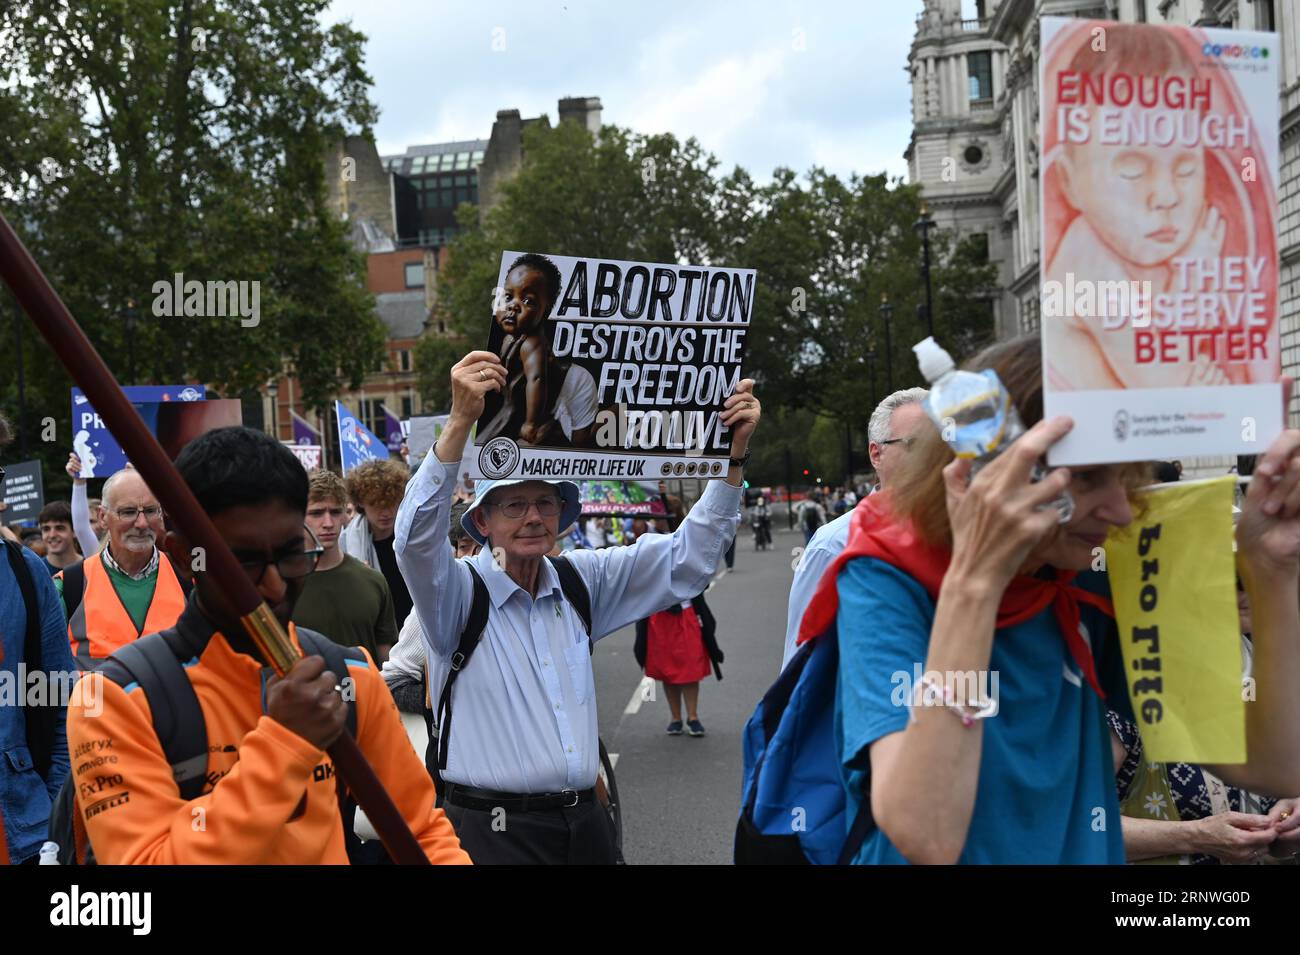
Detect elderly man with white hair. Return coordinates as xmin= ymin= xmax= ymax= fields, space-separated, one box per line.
xmin=395 ymin=350 xmax=760 ymax=864
xmin=780 ymin=387 xmax=929 ymax=670
xmin=54 ymin=467 xmax=191 ymax=669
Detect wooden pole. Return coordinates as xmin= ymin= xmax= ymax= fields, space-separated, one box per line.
xmin=0 ymin=212 xmax=428 ymax=865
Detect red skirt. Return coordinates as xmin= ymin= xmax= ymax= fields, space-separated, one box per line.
xmin=644 ymin=605 xmax=711 ymax=684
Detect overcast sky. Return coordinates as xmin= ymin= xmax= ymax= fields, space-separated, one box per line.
xmin=322 ymin=0 xmax=926 ymax=183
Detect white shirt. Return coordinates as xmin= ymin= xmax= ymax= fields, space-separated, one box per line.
xmin=395 ymin=454 xmax=741 ymax=792
xmin=781 ymin=508 xmax=854 ymax=670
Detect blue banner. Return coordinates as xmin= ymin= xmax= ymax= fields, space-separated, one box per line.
xmin=336 ymin=401 xmax=389 ymax=473
xmin=70 ymin=385 xmax=206 ymax=478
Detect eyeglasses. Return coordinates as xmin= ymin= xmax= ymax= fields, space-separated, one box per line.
xmin=113 ymin=505 xmax=163 ymax=522
xmin=490 ymin=496 xmax=561 ymax=519
xmin=239 ymin=530 xmax=324 ymax=585
xmin=879 ymin=437 xmax=916 ymax=449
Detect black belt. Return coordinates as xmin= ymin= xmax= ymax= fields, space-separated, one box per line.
xmin=444 ymin=783 xmax=596 ymax=813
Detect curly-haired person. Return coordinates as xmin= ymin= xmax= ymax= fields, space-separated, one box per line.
xmin=341 ymin=458 xmax=414 ymax=631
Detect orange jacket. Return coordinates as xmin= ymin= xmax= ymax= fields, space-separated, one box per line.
xmin=65 ymin=615 xmax=470 ymax=865
xmin=59 ymin=552 xmax=188 ymax=667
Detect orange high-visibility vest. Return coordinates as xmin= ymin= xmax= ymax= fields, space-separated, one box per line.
xmin=60 ymin=552 xmax=188 ymax=668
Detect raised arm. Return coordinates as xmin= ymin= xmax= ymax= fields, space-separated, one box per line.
xmin=868 ymin=418 xmax=1076 ymax=864
xmin=67 ymin=453 xmax=100 ymax=557
xmin=1210 ymin=382 xmax=1300 ymax=795
xmin=396 ymin=351 xmax=507 ymax=658
xmin=571 ymin=377 xmax=760 ymax=637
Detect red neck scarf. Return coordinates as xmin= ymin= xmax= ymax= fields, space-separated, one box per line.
xmin=796 ymin=491 xmax=1112 ymax=698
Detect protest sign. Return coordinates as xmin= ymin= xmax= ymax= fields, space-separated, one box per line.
xmin=1105 ymin=476 xmax=1244 ymax=763
xmin=137 ymin=399 xmax=243 ymax=460
xmin=579 ymin=481 xmax=668 ymax=518
xmin=406 ymin=415 xmax=447 ymax=461
xmin=1039 ymin=18 xmax=1282 ymax=465
xmin=71 ymin=385 xmax=206 ymax=477
xmin=285 ymin=443 xmax=323 ymax=471
xmin=469 ymin=251 xmax=753 ymax=481
xmin=1 ymin=460 xmax=45 ymax=522
xmin=336 ymin=401 xmax=389 ymax=473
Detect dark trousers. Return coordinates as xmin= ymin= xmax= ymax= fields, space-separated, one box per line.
xmin=445 ymin=799 xmax=617 ymax=865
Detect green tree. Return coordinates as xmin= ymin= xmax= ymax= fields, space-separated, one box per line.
xmin=0 ymin=0 xmax=385 ymax=487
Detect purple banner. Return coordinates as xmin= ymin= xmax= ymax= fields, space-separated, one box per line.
xmin=383 ymin=407 xmax=404 ymax=453
xmin=290 ymin=409 xmax=321 ymax=446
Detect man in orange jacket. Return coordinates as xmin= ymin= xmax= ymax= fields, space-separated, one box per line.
xmin=55 ymin=468 xmax=189 ymax=669
xmin=65 ymin=427 xmax=469 ymax=864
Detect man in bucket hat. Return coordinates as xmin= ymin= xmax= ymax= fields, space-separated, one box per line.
xmin=396 ymin=350 xmax=760 ymax=864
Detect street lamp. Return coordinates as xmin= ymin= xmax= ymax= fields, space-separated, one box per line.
xmin=123 ymin=297 xmax=138 ymax=384
xmin=913 ymin=202 xmax=936 ymax=339
xmin=879 ymin=293 xmax=894 ymax=393
xmin=267 ymin=379 xmax=279 ymax=439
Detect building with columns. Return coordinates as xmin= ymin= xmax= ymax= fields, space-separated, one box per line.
xmin=907 ymin=0 xmax=1295 ymax=426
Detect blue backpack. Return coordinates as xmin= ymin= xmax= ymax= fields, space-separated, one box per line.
xmin=735 ymin=625 xmax=874 ymax=865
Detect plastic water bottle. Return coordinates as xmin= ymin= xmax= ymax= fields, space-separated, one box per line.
xmin=38 ymin=841 xmax=59 ymax=865
xmin=912 ymin=337 xmax=1073 ymax=522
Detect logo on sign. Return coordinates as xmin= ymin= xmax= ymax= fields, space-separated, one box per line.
xmin=178 ymin=387 xmax=203 ymax=401
xmin=1114 ymin=409 xmax=1130 ymax=442
xmin=480 ymin=437 xmax=520 ymax=479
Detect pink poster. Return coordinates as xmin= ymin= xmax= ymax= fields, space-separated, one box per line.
xmin=1040 ymin=17 xmax=1282 ymax=464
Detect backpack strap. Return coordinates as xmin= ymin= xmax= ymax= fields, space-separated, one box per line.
xmin=433 ymin=564 xmax=491 ymax=780
xmin=547 ymin=554 xmax=593 ymax=649
xmin=165 ymin=553 xmax=195 ymax=599
xmin=836 ymin=799 xmax=876 ymax=865
xmin=5 ymin=540 xmax=54 ymax=779
xmin=102 ymin=629 xmax=211 ymax=800
xmin=59 ymin=556 xmax=87 ymax=621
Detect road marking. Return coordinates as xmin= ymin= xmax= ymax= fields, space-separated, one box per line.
xmin=608 ymin=752 xmax=619 ymax=769
xmin=624 ymin=675 xmax=655 ymax=715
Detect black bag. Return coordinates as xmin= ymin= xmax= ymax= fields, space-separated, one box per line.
xmin=48 ymin=626 xmax=365 ymax=865
xmin=428 ymin=554 xmax=591 ymax=798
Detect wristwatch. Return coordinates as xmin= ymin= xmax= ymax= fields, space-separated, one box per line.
xmin=728 ymin=449 xmax=751 ymax=468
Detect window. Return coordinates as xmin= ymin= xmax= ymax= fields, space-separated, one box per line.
xmin=967 ymin=51 xmax=993 ymax=102
xmin=401 ymin=396 xmax=413 ymax=419
xmin=965 ymin=232 xmax=989 ymax=264
xmin=404 ymin=263 xmax=424 ymax=288
xmin=399 ymin=349 xmax=412 ymax=372
xmin=1260 ymin=0 xmax=1276 ymax=31
xmin=360 ymin=399 xmax=385 ymax=436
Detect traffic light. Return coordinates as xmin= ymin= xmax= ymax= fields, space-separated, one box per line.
xmin=802 ymin=469 xmax=809 ymax=476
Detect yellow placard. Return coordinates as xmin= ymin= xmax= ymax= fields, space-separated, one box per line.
xmin=1105 ymin=476 xmax=1244 ymax=764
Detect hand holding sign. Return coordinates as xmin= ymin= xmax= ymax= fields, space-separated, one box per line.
xmin=1237 ymin=377 xmax=1300 ymax=578
xmin=66 ymin=451 xmax=86 ymax=485
xmin=449 ymin=351 xmax=506 ymax=427
xmin=719 ymin=378 xmax=761 ymax=451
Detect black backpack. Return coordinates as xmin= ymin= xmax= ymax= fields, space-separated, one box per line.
xmin=47 ymin=624 xmax=369 ymax=865
xmin=427 ymin=554 xmax=592 ymax=797
xmin=3 ymin=539 xmax=57 ymax=781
